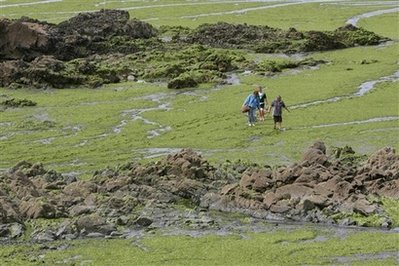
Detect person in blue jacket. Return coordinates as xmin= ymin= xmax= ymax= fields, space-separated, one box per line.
xmin=243 ymin=87 xmax=260 ymax=126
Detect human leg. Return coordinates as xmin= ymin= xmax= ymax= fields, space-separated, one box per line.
xmin=273 ymin=116 xmax=283 ymax=129
xmin=259 ymin=108 xmax=265 ymax=121
xmin=273 ymin=116 xmax=278 ymax=129
xmin=249 ymin=108 xmax=256 ymax=125
xmin=277 ymin=116 xmax=283 ymax=130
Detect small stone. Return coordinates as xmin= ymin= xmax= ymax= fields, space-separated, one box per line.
xmin=134 ymin=217 xmax=153 ymax=227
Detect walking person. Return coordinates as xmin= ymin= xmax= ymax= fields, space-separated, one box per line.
xmin=258 ymin=86 xmax=268 ymax=121
xmin=269 ymin=95 xmax=290 ymax=130
xmin=242 ymin=87 xmax=260 ymax=126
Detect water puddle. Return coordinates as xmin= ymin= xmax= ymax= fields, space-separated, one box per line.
xmin=75 ymin=140 xmax=88 ymax=147
xmin=0 ymin=122 xmax=13 ymax=127
xmin=133 ymin=148 xmax=182 ymax=159
xmin=33 ymin=111 xmax=52 ymax=122
xmin=35 ymin=137 xmax=55 ymax=145
xmin=110 ymin=90 xmax=209 ymax=138
xmin=148 ymin=126 xmax=173 ymax=139
xmin=291 ymin=70 xmax=399 ymax=109
xmin=0 ymin=133 xmax=14 ymax=141
xmin=226 ymin=73 xmax=241 ymax=85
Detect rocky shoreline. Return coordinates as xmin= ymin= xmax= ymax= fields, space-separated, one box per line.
xmin=0 ymin=9 xmax=387 ymax=89
xmin=0 ymin=142 xmax=397 ymax=242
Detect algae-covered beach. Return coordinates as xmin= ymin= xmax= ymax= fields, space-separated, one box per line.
xmin=0 ymin=0 xmax=398 ymax=265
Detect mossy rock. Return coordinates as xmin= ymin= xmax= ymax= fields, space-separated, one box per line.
xmin=1 ymin=98 xmax=37 ymax=108
xmin=167 ymin=73 xmax=198 ymax=89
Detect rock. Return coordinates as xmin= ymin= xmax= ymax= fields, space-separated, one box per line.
xmin=57 ymin=9 xmax=156 ymax=39
xmin=76 ymin=214 xmax=108 ymax=234
xmin=0 ymin=143 xmax=397 ymax=244
xmin=331 ymin=181 xmax=354 ymax=201
xmin=19 ymin=198 xmax=57 ymax=219
xmin=301 ymin=147 xmax=328 ymax=166
xmin=0 ymin=18 xmax=57 ymax=60
xmin=299 ymin=195 xmax=330 ymax=211
xmin=32 ymin=230 xmax=56 ymax=242
xmin=0 ymin=225 xmax=10 ymax=237
xmin=299 ymin=199 xmax=315 ymax=212
xmin=86 ymin=232 xmax=105 ymax=238
xmin=0 ymin=60 xmax=27 ymax=87
xmin=176 ymin=179 xmax=206 ymax=201
xmin=274 ymin=164 xmax=302 ymax=184
xmin=221 ymin=183 xmax=238 ymax=195
xmin=199 ymin=192 xmax=221 ymax=209
xmin=69 ymin=205 xmax=94 ymax=217
xmin=167 ymin=74 xmax=198 ymax=89
xmin=134 ymin=217 xmax=153 ymax=227
xmin=241 ymin=169 xmax=274 ymax=192
xmin=339 ymin=218 xmax=357 ymax=226
xmin=275 ymin=184 xmax=312 ymax=201
xmin=63 ymin=181 xmax=97 ymax=197
xmin=263 ymin=192 xmax=277 ymax=209
xmin=353 ymin=199 xmax=377 ymax=215
xmin=9 ymin=223 xmax=24 ymax=238
xmin=55 ymin=220 xmax=75 ymax=238
xmin=0 ymin=197 xmax=22 ymax=223
xmin=269 ymin=200 xmax=291 ymax=214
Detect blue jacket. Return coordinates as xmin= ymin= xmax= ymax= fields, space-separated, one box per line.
xmin=243 ymin=94 xmax=260 ymax=109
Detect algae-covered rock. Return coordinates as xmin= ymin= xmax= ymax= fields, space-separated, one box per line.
xmin=167 ymin=73 xmax=198 ymax=89
xmin=1 ymin=98 xmax=37 ymax=108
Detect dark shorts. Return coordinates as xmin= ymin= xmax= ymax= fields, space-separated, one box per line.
xmin=260 ymin=103 xmax=265 ymax=109
xmin=273 ymin=116 xmax=282 ymax=123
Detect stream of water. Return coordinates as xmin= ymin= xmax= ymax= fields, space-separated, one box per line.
xmin=346 ymin=7 xmax=399 ymax=26
xmin=291 ymin=70 xmax=399 ymax=110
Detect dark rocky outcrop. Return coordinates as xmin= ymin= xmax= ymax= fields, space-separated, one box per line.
xmin=0 ymin=18 xmax=59 ymax=61
xmin=0 ymin=10 xmax=157 ymax=61
xmin=184 ymin=22 xmax=387 ymax=53
xmin=0 ymin=143 xmax=397 ymax=242
xmin=58 ymin=9 xmax=156 ymax=39
xmin=0 ymin=11 xmax=388 ymax=89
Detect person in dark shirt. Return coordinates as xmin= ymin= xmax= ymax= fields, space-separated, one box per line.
xmin=269 ymin=95 xmax=290 ymax=130
xmin=258 ymin=86 xmax=268 ymax=121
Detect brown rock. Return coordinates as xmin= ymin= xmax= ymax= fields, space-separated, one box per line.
xmin=301 ymin=195 xmax=330 ymax=209
xmin=239 ymin=173 xmax=254 ymax=190
xmin=63 ymin=181 xmax=97 ymax=197
xmin=0 ymin=197 xmax=21 ymax=223
xmin=331 ymin=181 xmax=354 ymax=201
xmin=176 ymin=179 xmax=206 ymax=198
xmin=0 ymin=19 xmax=56 ymax=60
xmin=19 ymin=198 xmax=56 ymax=219
xmin=275 ymin=184 xmax=313 ymax=201
xmin=269 ymin=200 xmax=291 ymax=213
xmin=353 ymin=199 xmax=377 ymax=215
xmin=221 ymin=183 xmax=238 ymax=195
xmin=263 ymin=192 xmax=277 ymax=209
xmin=275 ymin=164 xmax=302 ymax=184
xmin=76 ymin=213 xmax=114 ymax=234
xmin=311 ymin=141 xmax=327 ymax=153
xmin=301 ymin=148 xmax=328 ymax=166
xmin=69 ymin=205 xmax=94 ymax=217
xmin=313 ymin=182 xmax=334 ymax=198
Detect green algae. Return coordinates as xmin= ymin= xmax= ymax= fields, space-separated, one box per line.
xmin=1 ymin=228 xmax=397 ymax=265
